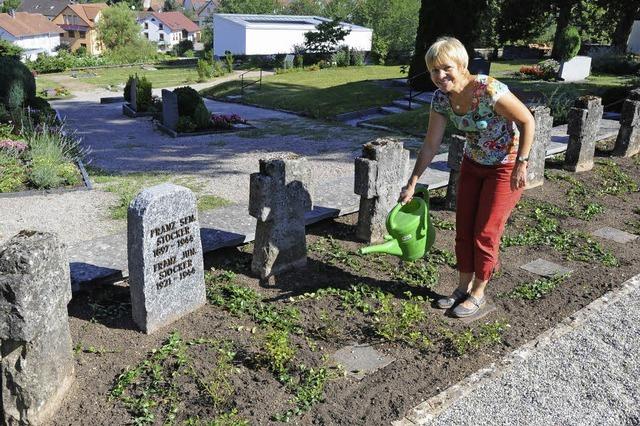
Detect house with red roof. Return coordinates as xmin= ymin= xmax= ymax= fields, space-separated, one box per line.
xmin=138 ymin=11 xmax=200 ymax=51
xmin=0 ymin=11 xmax=63 ymax=60
xmin=52 ymin=3 xmax=108 ymax=55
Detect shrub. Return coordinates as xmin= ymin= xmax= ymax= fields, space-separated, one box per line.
xmin=74 ymin=46 xmax=88 ymax=57
xmin=136 ymin=76 xmax=152 ymax=111
xmin=183 ymin=49 xmax=195 ymax=58
xmin=350 ymin=49 xmax=365 ymax=66
xmin=295 ymin=54 xmax=304 ymax=68
xmin=556 ymin=26 xmax=581 ymax=62
xmin=0 ymin=151 xmax=27 ymax=192
xmin=547 ymin=87 xmax=580 ymax=126
xmin=372 ymin=36 xmax=389 ymax=65
xmin=173 ymin=86 xmax=203 ymax=118
xmin=212 ymin=60 xmax=226 ymax=77
xmin=193 ymin=102 xmax=211 ymax=130
xmin=196 ymin=59 xmax=212 ymax=82
xmin=0 ymin=39 xmax=23 ymax=60
xmin=0 ymin=57 xmax=36 ymax=110
xmin=332 ymin=46 xmax=349 ymax=67
xmin=176 ymin=116 xmax=196 ymax=133
xmin=590 ymin=48 xmax=640 ymax=74
xmin=175 ymin=39 xmax=194 ymax=57
xmin=104 ymin=40 xmax=159 ymax=64
xmin=224 ymin=50 xmax=233 ymax=73
xmin=124 ymin=75 xmax=135 ymax=102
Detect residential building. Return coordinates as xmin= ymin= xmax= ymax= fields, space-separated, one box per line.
xmin=17 ymin=0 xmax=70 ymax=20
xmin=0 ymin=11 xmax=62 ymax=60
xmin=52 ymin=3 xmax=107 ymax=55
xmin=138 ymin=11 xmax=200 ymax=51
xmin=142 ymin=0 xmax=165 ymax=12
xmin=195 ymin=0 xmax=219 ymax=27
xmin=212 ymin=14 xmax=372 ymax=57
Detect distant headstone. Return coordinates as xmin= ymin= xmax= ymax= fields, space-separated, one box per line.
xmin=284 ymin=54 xmax=295 ymax=69
xmin=354 ymin=138 xmax=410 ymax=242
xmin=0 ymin=231 xmax=75 ymax=425
xmin=565 ymin=96 xmax=603 ymax=172
xmin=249 ymin=155 xmax=313 ymax=279
xmin=128 ymin=183 xmax=206 ymax=334
xmin=613 ymin=88 xmax=640 ymax=157
xmin=444 ymin=134 xmax=466 ymax=210
xmin=558 ymin=56 xmax=592 ymax=82
xmin=526 ymin=106 xmax=553 ymax=189
xmin=162 ymin=89 xmax=179 ymax=131
xmin=130 ymin=77 xmax=138 ymax=112
xmin=468 ymin=57 xmax=491 ymax=75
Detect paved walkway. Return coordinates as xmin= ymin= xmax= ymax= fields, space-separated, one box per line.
xmin=395 ymin=273 xmax=640 ymax=426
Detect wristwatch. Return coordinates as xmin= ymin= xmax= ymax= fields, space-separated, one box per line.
xmin=516 ymin=155 xmax=529 ymax=163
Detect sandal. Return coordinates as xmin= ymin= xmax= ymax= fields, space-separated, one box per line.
xmin=451 ymin=294 xmax=486 ymax=318
xmin=435 ymin=288 xmax=468 ymax=309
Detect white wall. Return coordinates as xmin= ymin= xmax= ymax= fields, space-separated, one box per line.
xmin=0 ymin=30 xmax=60 ymax=60
xmin=141 ymin=17 xmax=195 ymax=50
xmin=213 ymin=14 xmax=245 ymax=56
xmin=628 ymin=20 xmax=640 ymax=54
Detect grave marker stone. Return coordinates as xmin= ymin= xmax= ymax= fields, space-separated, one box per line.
xmin=128 ymin=183 xmax=206 ymax=334
xmin=444 ymin=134 xmax=465 ymax=210
xmin=564 ymin=96 xmax=603 ymax=172
xmin=520 ymin=258 xmax=573 ymax=277
xmin=0 ymin=231 xmax=75 ymax=425
xmin=162 ymin=89 xmax=179 ymax=131
xmin=130 ymin=77 xmax=138 ymax=112
xmin=284 ymin=54 xmax=295 ymax=69
xmin=613 ymin=88 xmax=640 ymax=157
xmin=526 ymin=106 xmax=553 ymax=189
xmin=354 ymin=138 xmax=410 ymax=242
xmin=249 ymin=155 xmax=313 ymax=278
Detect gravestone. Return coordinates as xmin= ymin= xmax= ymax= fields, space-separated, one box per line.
xmin=613 ymin=88 xmax=640 ymax=157
xmin=130 ymin=77 xmax=138 ymax=112
xmin=0 ymin=231 xmax=75 ymax=425
xmin=520 ymin=258 xmax=573 ymax=277
xmin=284 ymin=54 xmax=295 ymax=69
xmin=558 ymin=56 xmax=592 ymax=82
xmin=128 ymin=183 xmax=206 ymax=334
xmin=354 ymin=138 xmax=410 ymax=242
xmin=444 ymin=134 xmax=466 ymax=210
xmin=249 ymin=155 xmax=313 ymax=279
xmin=526 ymin=106 xmax=553 ymax=189
xmin=162 ymin=89 xmax=179 ymax=131
xmin=564 ymin=96 xmax=603 ymax=172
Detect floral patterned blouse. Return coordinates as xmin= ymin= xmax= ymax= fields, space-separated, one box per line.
xmin=431 ymin=74 xmax=519 ymax=165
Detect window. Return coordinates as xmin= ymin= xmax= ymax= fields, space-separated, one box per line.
xmin=159 ymin=23 xmax=163 ymax=30
xmin=144 ymin=32 xmax=149 ymax=39
xmin=79 ymin=31 xmax=86 ymax=39
xmin=68 ymin=30 xmax=75 ymax=38
xmin=80 ymin=43 xmax=86 ymax=48
xmin=144 ymin=22 xmax=148 ymax=29
xmin=159 ymin=33 xmax=164 ymax=41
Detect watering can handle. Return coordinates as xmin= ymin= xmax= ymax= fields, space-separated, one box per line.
xmin=388 ymin=186 xmax=430 ymax=230
xmin=413 ymin=186 xmax=429 ymax=200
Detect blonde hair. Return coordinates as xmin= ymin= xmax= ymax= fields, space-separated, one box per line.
xmin=425 ymin=37 xmax=469 ymax=72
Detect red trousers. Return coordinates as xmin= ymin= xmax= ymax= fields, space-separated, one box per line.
xmin=455 ymin=157 xmax=523 ymax=280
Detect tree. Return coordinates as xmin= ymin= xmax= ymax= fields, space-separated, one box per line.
xmin=604 ymin=0 xmax=640 ymax=50
xmin=163 ymin=0 xmax=178 ymax=11
xmin=550 ymin=0 xmax=579 ymax=59
xmin=355 ymin=0 xmax=419 ymax=58
xmin=323 ymin=0 xmax=362 ymax=21
xmin=217 ymin=0 xmax=282 ymax=14
xmin=408 ymin=0 xmax=488 ymax=90
xmin=496 ymin=0 xmax=553 ymax=44
xmin=283 ymin=0 xmax=324 ymax=15
xmin=0 ymin=0 xmax=20 ymax=13
xmin=97 ymin=3 xmax=143 ymax=50
xmin=0 ymin=39 xmax=23 ymax=60
xmin=304 ymin=18 xmax=351 ymax=53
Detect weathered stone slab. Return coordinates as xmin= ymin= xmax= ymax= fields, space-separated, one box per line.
xmin=592 ymin=227 xmax=639 ymax=244
xmin=0 ymin=231 xmax=75 ymax=425
xmin=354 ymin=138 xmax=410 ymax=242
xmin=331 ymin=344 xmax=395 ymax=380
xmin=558 ymin=55 xmax=592 ymax=82
xmin=249 ymin=155 xmax=313 ymax=279
xmin=565 ymin=96 xmax=603 ymax=172
xmin=526 ymin=106 xmax=553 ymax=189
xmin=444 ymin=134 xmax=465 ymax=210
xmin=520 ymin=258 xmax=573 ymax=277
xmin=613 ymin=90 xmax=640 ymax=157
xmin=128 ymin=183 xmax=206 ymax=334
xmin=130 ymin=77 xmax=138 ymax=112
xmin=161 ymin=89 xmax=179 ymax=131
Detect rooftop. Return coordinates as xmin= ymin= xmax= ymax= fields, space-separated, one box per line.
xmin=0 ymin=12 xmax=63 ymax=37
xmin=214 ymin=13 xmax=371 ymax=31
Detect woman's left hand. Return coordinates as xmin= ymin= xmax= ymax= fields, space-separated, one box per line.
xmin=511 ymin=162 xmax=527 ymax=191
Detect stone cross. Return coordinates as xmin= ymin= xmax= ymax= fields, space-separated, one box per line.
xmin=354 ymin=138 xmax=410 ymax=242
xmin=162 ymin=89 xmax=179 ymax=131
xmin=130 ymin=77 xmax=138 ymax=112
xmin=613 ymin=88 xmax=640 ymax=157
xmin=444 ymin=134 xmax=465 ymax=210
xmin=0 ymin=231 xmax=75 ymax=425
xmin=249 ymin=155 xmax=313 ymax=279
xmin=564 ymin=95 xmax=603 ymax=172
xmin=526 ymin=105 xmax=553 ymax=189
xmin=128 ymin=183 xmax=206 ymax=334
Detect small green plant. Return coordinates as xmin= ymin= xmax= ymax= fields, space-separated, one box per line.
xmin=224 ymin=50 xmax=234 ymax=73
xmin=196 ymin=59 xmax=212 ymax=82
xmin=595 ymin=160 xmax=638 ymax=197
xmin=0 ymin=151 xmax=27 ymax=192
xmin=258 ymin=329 xmax=296 ymax=379
xmin=501 ymin=274 xmax=569 ymax=300
xmin=394 ymin=259 xmax=439 ymax=288
xmin=432 ymin=217 xmax=455 ymax=230
xmin=193 ymin=102 xmax=211 ymax=130
xmin=373 ymin=291 xmax=432 ymax=349
xmin=309 ymin=236 xmax=362 ymax=270
xmin=442 ymin=320 xmax=509 ymax=356
xmin=273 ymin=365 xmax=331 ymax=422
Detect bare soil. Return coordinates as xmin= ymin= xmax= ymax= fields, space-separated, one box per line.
xmin=49 ymin=149 xmax=640 ymax=426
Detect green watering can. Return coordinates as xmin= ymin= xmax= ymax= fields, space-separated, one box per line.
xmin=359 ymin=187 xmax=436 ymax=261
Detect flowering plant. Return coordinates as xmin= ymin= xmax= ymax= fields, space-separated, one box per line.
xmin=210 ymin=113 xmax=247 ymax=130
xmin=0 ymin=139 xmax=27 ymax=152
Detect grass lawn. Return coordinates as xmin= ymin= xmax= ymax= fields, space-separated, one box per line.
xmin=200 ymin=66 xmax=406 ymax=119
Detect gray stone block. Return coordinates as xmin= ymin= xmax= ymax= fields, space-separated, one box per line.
xmin=130 ymin=77 xmax=138 ymax=112
xmin=592 ymin=227 xmax=638 ymax=244
xmin=526 ymin=106 xmax=552 ymax=189
xmin=520 ymin=258 xmax=573 ymax=277
xmin=0 ymin=231 xmax=74 ymax=425
xmin=355 ymin=138 xmax=410 ymax=242
xmin=331 ymin=344 xmax=395 ymax=380
xmin=161 ymin=89 xmax=179 ymax=131
xmin=565 ymin=96 xmax=603 ymax=172
xmin=249 ymin=155 xmax=313 ymax=279
xmin=613 ymin=99 xmax=640 ymax=157
xmin=128 ymin=183 xmax=206 ymax=334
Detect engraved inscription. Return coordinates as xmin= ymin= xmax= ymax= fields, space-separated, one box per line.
xmin=152 ymin=213 xmax=199 ymax=290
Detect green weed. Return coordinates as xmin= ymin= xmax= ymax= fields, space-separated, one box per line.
xmin=258 ymin=329 xmax=296 ymax=380
xmin=501 ymin=274 xmax=570 ymax=300
xmin=442 ymin=320 xmax=509 ymax=356
xmin=273 ymin=365 xmax=331 ymax=422
xmin=393 ymin=259 xmax=439 ymax=289
xmin=432 ymin=217 xmax=455 ymax=230
xmin=595 ymin=159 xmax=638 ymax=197
xmin=429 ymin=247 xmax=457 ymax=268
xmin=309 ymin=236 xmax=362 ymax=271
xmin=373 ymin=291 xmax=432 ymax=349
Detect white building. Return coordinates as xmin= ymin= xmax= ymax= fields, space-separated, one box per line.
xmin=213 ymin=14 xmax=372 ymax=57
xmin=0 ymin=11 xmax=62 ymax=60
xmin=628 ymin=20 xmax=640 ymax=54
xmin=139 ymin=11 xmax=200 ymax=51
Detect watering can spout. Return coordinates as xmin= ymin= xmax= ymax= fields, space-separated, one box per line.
xmin=359 ymin=238 xmax=403 ymax=257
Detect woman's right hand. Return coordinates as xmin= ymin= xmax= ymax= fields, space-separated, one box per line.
xmin=399 ymin=184 xmax=415 ymax=205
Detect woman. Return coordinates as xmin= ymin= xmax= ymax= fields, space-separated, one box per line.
xmin=400 ymin=37 xmax=535 ymax=318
